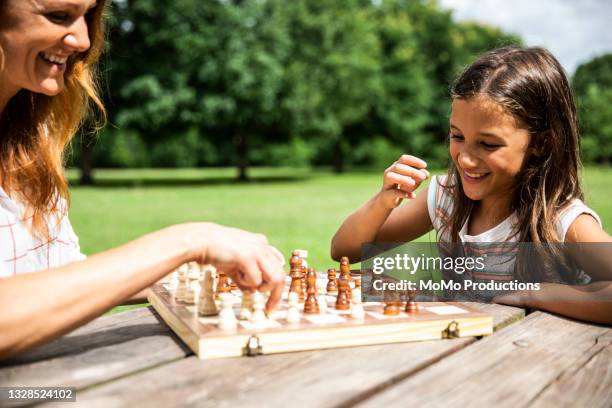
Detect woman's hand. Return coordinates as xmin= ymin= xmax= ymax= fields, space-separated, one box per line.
xmin=189 ymin=223 xmax=286 ymax=312
xmin=377 ymin=155 xmax=430 ymax=209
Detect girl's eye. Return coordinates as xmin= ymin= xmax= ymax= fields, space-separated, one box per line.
xmin=450 ymin=134 xmax=464 ymax=141
xmin=481 ymin=142 xmax=501 ymax=149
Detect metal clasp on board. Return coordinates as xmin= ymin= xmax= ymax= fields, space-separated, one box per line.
xmin=442 ymin=320 xmax=460 ymax=339
xmin=244 ymin=335 xmax=263 ymax=356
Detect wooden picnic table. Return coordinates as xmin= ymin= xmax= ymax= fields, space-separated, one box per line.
xmin=1 ymin=303 xmax=610 ymax=407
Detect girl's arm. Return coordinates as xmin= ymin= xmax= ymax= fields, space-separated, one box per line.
xmin=0 ymin=222 xmax=285 ymax=359
xmin=495 ymin=214 xmax=612 ymax=324
xmin=331 ymin=155 xmax=432 ymax=262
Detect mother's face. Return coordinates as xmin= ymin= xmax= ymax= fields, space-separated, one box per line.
xmin=0 ymin=0 xmax=97 ymax=96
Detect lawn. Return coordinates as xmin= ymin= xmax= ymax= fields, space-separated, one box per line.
xmin=65 ymin=166 xmax=612 ymax=313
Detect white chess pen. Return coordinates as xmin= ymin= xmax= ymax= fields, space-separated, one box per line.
xmin=286 ymin=292 xmax=301 ymax=324
xmin=350 ymin=288 xmax=365 ymax=319
xmin=217 ymin=293 xmax=238 ymax=330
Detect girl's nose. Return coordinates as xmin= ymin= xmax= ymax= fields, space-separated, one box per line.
xmin=63 ymin=17 xmax=91 ymax=53
xmin=458 ymin=150 xmax=479 ymax=169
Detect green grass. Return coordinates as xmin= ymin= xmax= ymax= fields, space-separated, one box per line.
xmin=65 ymin=167 xmax=611 ymax=314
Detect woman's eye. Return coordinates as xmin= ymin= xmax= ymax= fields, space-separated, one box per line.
xmin=47 ymin=12 xmax=70 ymax=23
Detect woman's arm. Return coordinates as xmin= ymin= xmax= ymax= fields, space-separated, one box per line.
xmin=0 ymin=222 xmax=285 ymax=359
xmin=331 ymin=155 xmax=432 ymax=262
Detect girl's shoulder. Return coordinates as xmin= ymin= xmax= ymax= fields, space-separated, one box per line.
xmin=556 ymin=198 xmax=602 ymax=241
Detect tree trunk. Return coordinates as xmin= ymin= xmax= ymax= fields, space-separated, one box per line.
xmin=333 ymin=137 xmax=344 ymax=173
xmin=234 ymin=131 xmax=249 ymax=181
xmin=80 ymin=135 xmax=94 ymax=185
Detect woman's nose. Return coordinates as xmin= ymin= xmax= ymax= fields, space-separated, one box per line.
xmin=63 ymin=16 xmax=91 ymax=53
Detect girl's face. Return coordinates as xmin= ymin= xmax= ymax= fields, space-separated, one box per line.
xmin=0 ymin=0 xmax=97 ymax=97
xmin=449 ymin=96 xmax=530 ymax=205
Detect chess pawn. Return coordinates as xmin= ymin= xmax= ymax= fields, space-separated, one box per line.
xmin=167 ymin=269 xmax=179 ymax=291
xmin=199 ymin=269 xmax=219 ymax=316
xmin=303 ymin=268 xmax=320 ymax=314
xmin=184 ymin=266 xmax=202 ymax=305
xmin=316 ymin=280 xmax=328 ymax=313
xmin=286 ymin=292 xmax=301 ymax=324
xmin=175 ymin=267 xmax=189 ymax=302
xmin=326 ymin=268 xmax=338 ymax=294
xmin=215 ymin=271 xmax=232 ymax=299
xmin=351 ymin=288 xmax=365 ymax=319
xmin=384 ymin=287 xmax=401 ymax=315
xmin=405 ymin=290 xmax=419 ymax=314
xmin=335 ymin=276 xmax=351 ymax=311
xmin=249 ymin=292 xmax=267 ymax=326
xmin=239 ymin=290 xmax=254 ymax=320
xmin=217 ymin=293 xmax=237 ymax=330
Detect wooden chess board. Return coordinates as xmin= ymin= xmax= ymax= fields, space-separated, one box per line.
xmin=148 ymin=274 xmax=493 ymax=360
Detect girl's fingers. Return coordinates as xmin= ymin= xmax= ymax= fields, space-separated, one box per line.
xmin=398 ymin=154 xmax=427 ymax=169
xmin=385 ymin=171 xmax=416 ymax=192
xmin=392 ymin=163 xmax=429 ymax=181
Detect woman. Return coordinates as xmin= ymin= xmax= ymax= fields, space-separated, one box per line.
xmin=0 ymin=0 xmax=285 ymax=358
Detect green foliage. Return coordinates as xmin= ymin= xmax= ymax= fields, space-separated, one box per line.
xmin=93 ymin=0 xmax=530 ymax=175
xmin=573 ymin=54 xmax=612 ymax=164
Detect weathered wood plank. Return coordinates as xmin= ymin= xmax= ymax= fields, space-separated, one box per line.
xmin=0 ymin=307 xmax=189 ymax=389
xmin=530 ymin=332 xmax=612 ymax=408
xmin=72 ymin=304 xmax=523 ymax=407
xmin=357 ymin=312 xmax=611 ymax=408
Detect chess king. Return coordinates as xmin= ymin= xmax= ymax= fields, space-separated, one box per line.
xmin=0 ymin=0 xmax=285 ymax=359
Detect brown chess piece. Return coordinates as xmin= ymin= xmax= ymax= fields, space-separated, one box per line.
xmin=229 ymin=277 xmax=238 ymax=291
xmin=326 ymin=268 xmax=338 ymax=294
xmin=384 ymin=301 xmax=401 ymax=315
xmin=215 ymin=271 xmax=231 ymax=299
xmin=335 ymin=276 xmax=351 ymax=311
xmin=383 ymin=286 xmax=401 ymax=315
xmin=340 ymin=256 xmax=352 ymax=297
xmin=405 ymin=290 xmax=419 ymax=314
xmin=303 ymin=268 xmax=320 ymax=314
xmin=289 ymin=252 xmax=303 ymax=298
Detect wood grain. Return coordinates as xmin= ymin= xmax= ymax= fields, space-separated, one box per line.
xmin=71 ymin=304 xmax=524 ymax=407
xmin=0 ymin=307 xmax=189 ymax=389
xmin=357 ymin=312 xmax=611 ymax=408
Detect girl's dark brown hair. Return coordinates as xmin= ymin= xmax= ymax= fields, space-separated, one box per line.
xmin=0 ymin=0 xmax=107 ymax=238
xmin=442 ymin=46 xmax=583 ymax=282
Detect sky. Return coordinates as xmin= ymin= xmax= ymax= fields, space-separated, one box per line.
xmin=438 ymin=0 xmax=612 ymax=74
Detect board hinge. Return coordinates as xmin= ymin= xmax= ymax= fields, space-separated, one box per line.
xmin=442 ymin=320 xmax=460 ymax=339
xmin=244 ymin=335 xmax=263 ymax=356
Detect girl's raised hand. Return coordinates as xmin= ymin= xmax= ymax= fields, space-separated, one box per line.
xmin=378 ymin=155 xmax=430 ymax=209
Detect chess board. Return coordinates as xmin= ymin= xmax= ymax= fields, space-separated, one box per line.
xmin=148 ymin=273 xmax=493 ymax=360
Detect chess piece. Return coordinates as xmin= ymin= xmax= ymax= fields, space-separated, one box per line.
xmin=317 ymin=280 xmax=328 ymax=313
xmin=239 ymin=290 xmax=254 ymax=320
xmin=405 ymin=290 xmax=419 ymax=314
xmin=326 ymin=268 xmax=338 ymax=294
xmin=217 ymin=293 xmax=237 ymax=330
xmin=184 ymin=265 xmax=202 ymax=305
xmin=249 ymin=292 xmax=267 ymax=326
xmin=335 ymin=275 xmax=351 ymax=311
xmin=215 ymin=271 xmax=231 ymax=299
xmin=199 ymin=268 xmax=219 ymax=316
xmin=229 ymin=277 xmax=239 ymax=291
xmin=384 ymin=301 xmax=401 ymax=316
xmin=175 ymin=266 xmax=189 ymax=302
xmin=340 ymin=256 xmax=352 ymax=297
xmin=286 ymin=292 xmax=301 ymax=324
xmin=303 ymin=268 xmax=320 ymax=314
xmin=351 ymin=287 xmax=365 ymax=319
xmin=289 ymin=252 xmax=303 ymax=299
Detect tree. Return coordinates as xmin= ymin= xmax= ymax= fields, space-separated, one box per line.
xmin=573 ymin=54 xmax=612 ymax=164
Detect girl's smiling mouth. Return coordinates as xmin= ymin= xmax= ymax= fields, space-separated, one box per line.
xmin=462 ymin=170 xmax=491 ymax=183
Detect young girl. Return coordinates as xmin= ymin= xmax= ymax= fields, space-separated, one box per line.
xmin=332 ymin=46 xmax=612 ymax=324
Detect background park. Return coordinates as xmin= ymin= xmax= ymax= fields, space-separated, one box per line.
xmin=65 ymin=0 xmax=612 ymax=311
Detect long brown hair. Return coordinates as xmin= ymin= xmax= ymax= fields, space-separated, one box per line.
xmin=0 ymin=0 xmax=107 ymax=238
xmin=442 ymin=46 xmax=583 ymax=281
